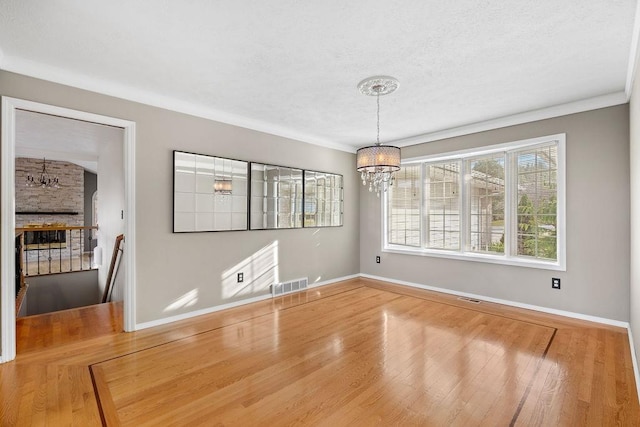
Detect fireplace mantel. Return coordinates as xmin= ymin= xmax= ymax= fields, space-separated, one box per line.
xmin=16 ymin=211 xmax=79 ymax=215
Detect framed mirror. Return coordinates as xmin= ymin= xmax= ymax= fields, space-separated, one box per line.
xmin=250 ymin=163 xmax=303 ymax=229
xmin=304 ymin=170 xmax=343 ymax=227
xmin=173 ymin=151 xmax=248 ymax=232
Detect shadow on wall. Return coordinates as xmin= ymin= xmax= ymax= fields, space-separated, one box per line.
xmin=222 ymin=241 xmax=279 ymax=300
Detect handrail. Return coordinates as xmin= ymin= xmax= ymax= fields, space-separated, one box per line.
xmin=16 ymin=225 xmax=99 ymax=276
xmin=16 ymin=225 xmax=98 ymax=232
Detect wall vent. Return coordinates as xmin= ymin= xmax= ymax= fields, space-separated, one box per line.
xmin=272 ymin=277 xmax=308 ymax=297
xmin=457 ymin=296 xmax=481 ymax=304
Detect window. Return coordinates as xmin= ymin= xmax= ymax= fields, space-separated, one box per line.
xmin=426 ymin=162 xmax=461 ymax=250
xmin=467 ymin=155 xmax=505 ymax=254
xmin=384 ymin=134 xmax=565 ymax=270
xmin=516 ymin=145 xmax=558 ymax=260
xmin=388 ymin=165 xmax=420 ymax=246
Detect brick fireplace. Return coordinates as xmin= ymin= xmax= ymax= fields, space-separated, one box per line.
xmin=15 ymin=158 xmax=85 ymax=261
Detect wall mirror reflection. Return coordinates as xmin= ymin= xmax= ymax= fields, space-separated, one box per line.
xmin=304 ymin=170 xmax=344 ymax=227
xmin=173 ymin=151 xmax=248 ymax=232
xmin=250 ymin=163 xmax=303 ymax=229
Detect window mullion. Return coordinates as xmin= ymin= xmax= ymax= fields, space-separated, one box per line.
xmin=423 ymin=163 xmax=430 ymax=248
xmin=504 ymin=151 xmax=515 ymax=257
xmin=419 ymin=163 xmax=425 ymax=248
xmin=460 ymin=159 xmax=468 ymax=253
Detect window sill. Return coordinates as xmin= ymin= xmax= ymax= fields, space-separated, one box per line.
xmin=382 ymin=245 xmax=566 ymax=271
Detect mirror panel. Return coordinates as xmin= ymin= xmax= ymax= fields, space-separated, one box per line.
xmin=173 ymin=151 xmax=248 ymax=232
xmin=250 ymin=163 xmax=303 ymax=229
xmin=304 ymin=170 xmax=343 ymax=227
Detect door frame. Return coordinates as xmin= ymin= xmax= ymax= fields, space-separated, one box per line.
xmin=0 ymin=97 xmax=137 ymax=362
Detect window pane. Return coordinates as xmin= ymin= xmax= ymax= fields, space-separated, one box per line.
xmin=467 ymin=155 xmax=505 ymax=254
xmin=387 ymin=165 xmax=421 ymax=246
xmin=426 ymin=162 xmax=460 ymax=250
xmin=516 ymin=144 xmax=558 ymax=260
xmin=304 ymin=170 xmax=343 ymax=227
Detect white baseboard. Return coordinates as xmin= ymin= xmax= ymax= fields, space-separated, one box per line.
xmin=135 ymin=274 xmax=361 ymax=331
xmin=308 ymin=273 xmax=361 ymax=289
xmin=360 ymin=273 xmax=629 ymax=329
xmin=629 ymin=327 xmax=640 ymax=405
xmin=135 ymin=293 xmax=273 ymax=330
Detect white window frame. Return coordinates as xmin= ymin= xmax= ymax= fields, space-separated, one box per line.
xmin=382 ymin=133 xmax=566 ymax=271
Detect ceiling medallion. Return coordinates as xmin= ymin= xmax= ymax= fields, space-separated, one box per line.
xmin=356 ymin=76 xmax=401 ymax=197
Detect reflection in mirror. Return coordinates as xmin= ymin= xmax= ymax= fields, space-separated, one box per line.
xmin=250 ymin=163 xmax=303 ymax=229
xmin=173 ymin=151 xmax=248 ymax=232
xmin=304 ymin=171 xmax=343 ymax=227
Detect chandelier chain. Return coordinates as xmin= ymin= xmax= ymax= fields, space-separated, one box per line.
xmin=376 ymin=93 xmax=380 ymax=146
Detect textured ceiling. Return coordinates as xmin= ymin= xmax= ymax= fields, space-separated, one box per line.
xmin=0 ymin=1 xmax=638 ymax=152
xmin=15 ymin=110 xmax=123 ymax=173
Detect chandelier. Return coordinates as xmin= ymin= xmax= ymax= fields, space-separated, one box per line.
xmin=356 ymin=76 xmax=401 ymax=197
xmin=214 ymin=178 xmax=233 ymax=195
xmin=26 ymin=158 xmax=60 ymax=188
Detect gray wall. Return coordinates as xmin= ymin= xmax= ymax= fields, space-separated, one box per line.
xmin=0 ymin=70 xmax=360 ymax=325
xmin=630 ymin=75 xmax=640 ymax=359
xmin=361 ymin=105 xmax=630 ymax=321
xmin=23 ymin=270 xmax=99 ymax=316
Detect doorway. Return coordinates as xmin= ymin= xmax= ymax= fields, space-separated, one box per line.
xmin=0 ymin=97 xmax=137 ymax=362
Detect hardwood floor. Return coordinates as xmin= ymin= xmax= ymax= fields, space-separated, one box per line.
xmin=1 ymin=278 xmax=639 ymax=426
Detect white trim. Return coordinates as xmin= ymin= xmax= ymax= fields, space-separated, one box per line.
xmin=0 ymin=57 xmax=355 ymax=154
xmin=0 ymin=56 xmax=628 ymax=154
xmin=360 ymin=273 xmax=630 ymax=328
xmin=402 ymin=133 xmax=565 ymax=164
xmin=385 ymin=134 xmax=566 ymax=271
xmin=135 ymin=293 xmax=273 ymax=330
xmin=628 ymin=327 xmax=640 ymax=405
xmin=0 ymin=97 xmax=137 ymax=362
xmin=308 ymin=273 xmax=360 ymax=288
xmin=123 ymin=123 xmax=137 ymax=332
xmin=135 ymin=274 xmax=360 ymax=330
xmin=382 ymin=246 xmax=565 ymax=271
xmin=389 ymin=92 xmax=626 ymax=147
xmin=625 ymin=0 xmax=640 ymax=100
xmin=556 ymin=134 xmax=567 ymax=270
xmin=0 ymin=97 xmax=17 ymax=363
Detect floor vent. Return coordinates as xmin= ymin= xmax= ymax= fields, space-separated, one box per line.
xmin=272 ymin=277 xmax=308 ymax=297
xmin=457 ymin=296 xmax=481 ymax=304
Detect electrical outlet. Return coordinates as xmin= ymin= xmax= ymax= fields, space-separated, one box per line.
xmin=237 ymin=272 xmax=244 ymax=283
xmin=552 ymin=278 xmax=561 ymax=289
xmin=376 ymin=256 xmax=380 ymax=264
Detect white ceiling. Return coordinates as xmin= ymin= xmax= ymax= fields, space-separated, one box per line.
xmin=1 ymin=1 xmax=638 ymax=153
xmin=15 ymin=110 xmax=123 ymax=173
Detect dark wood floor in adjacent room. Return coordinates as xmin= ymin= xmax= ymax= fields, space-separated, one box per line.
xmin=1 ymin=278 xmax=638 ymax=426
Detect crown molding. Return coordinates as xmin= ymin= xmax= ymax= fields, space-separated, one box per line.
xmin=625 ymin=0 xmax=640 ymax=100
xmin=389 ymin=91 xmax=628 ymax=148
xmin=0 ymin=56 xmax=356 ymax=154
xmin=0 ymin=55 xmax=629 ymax=154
